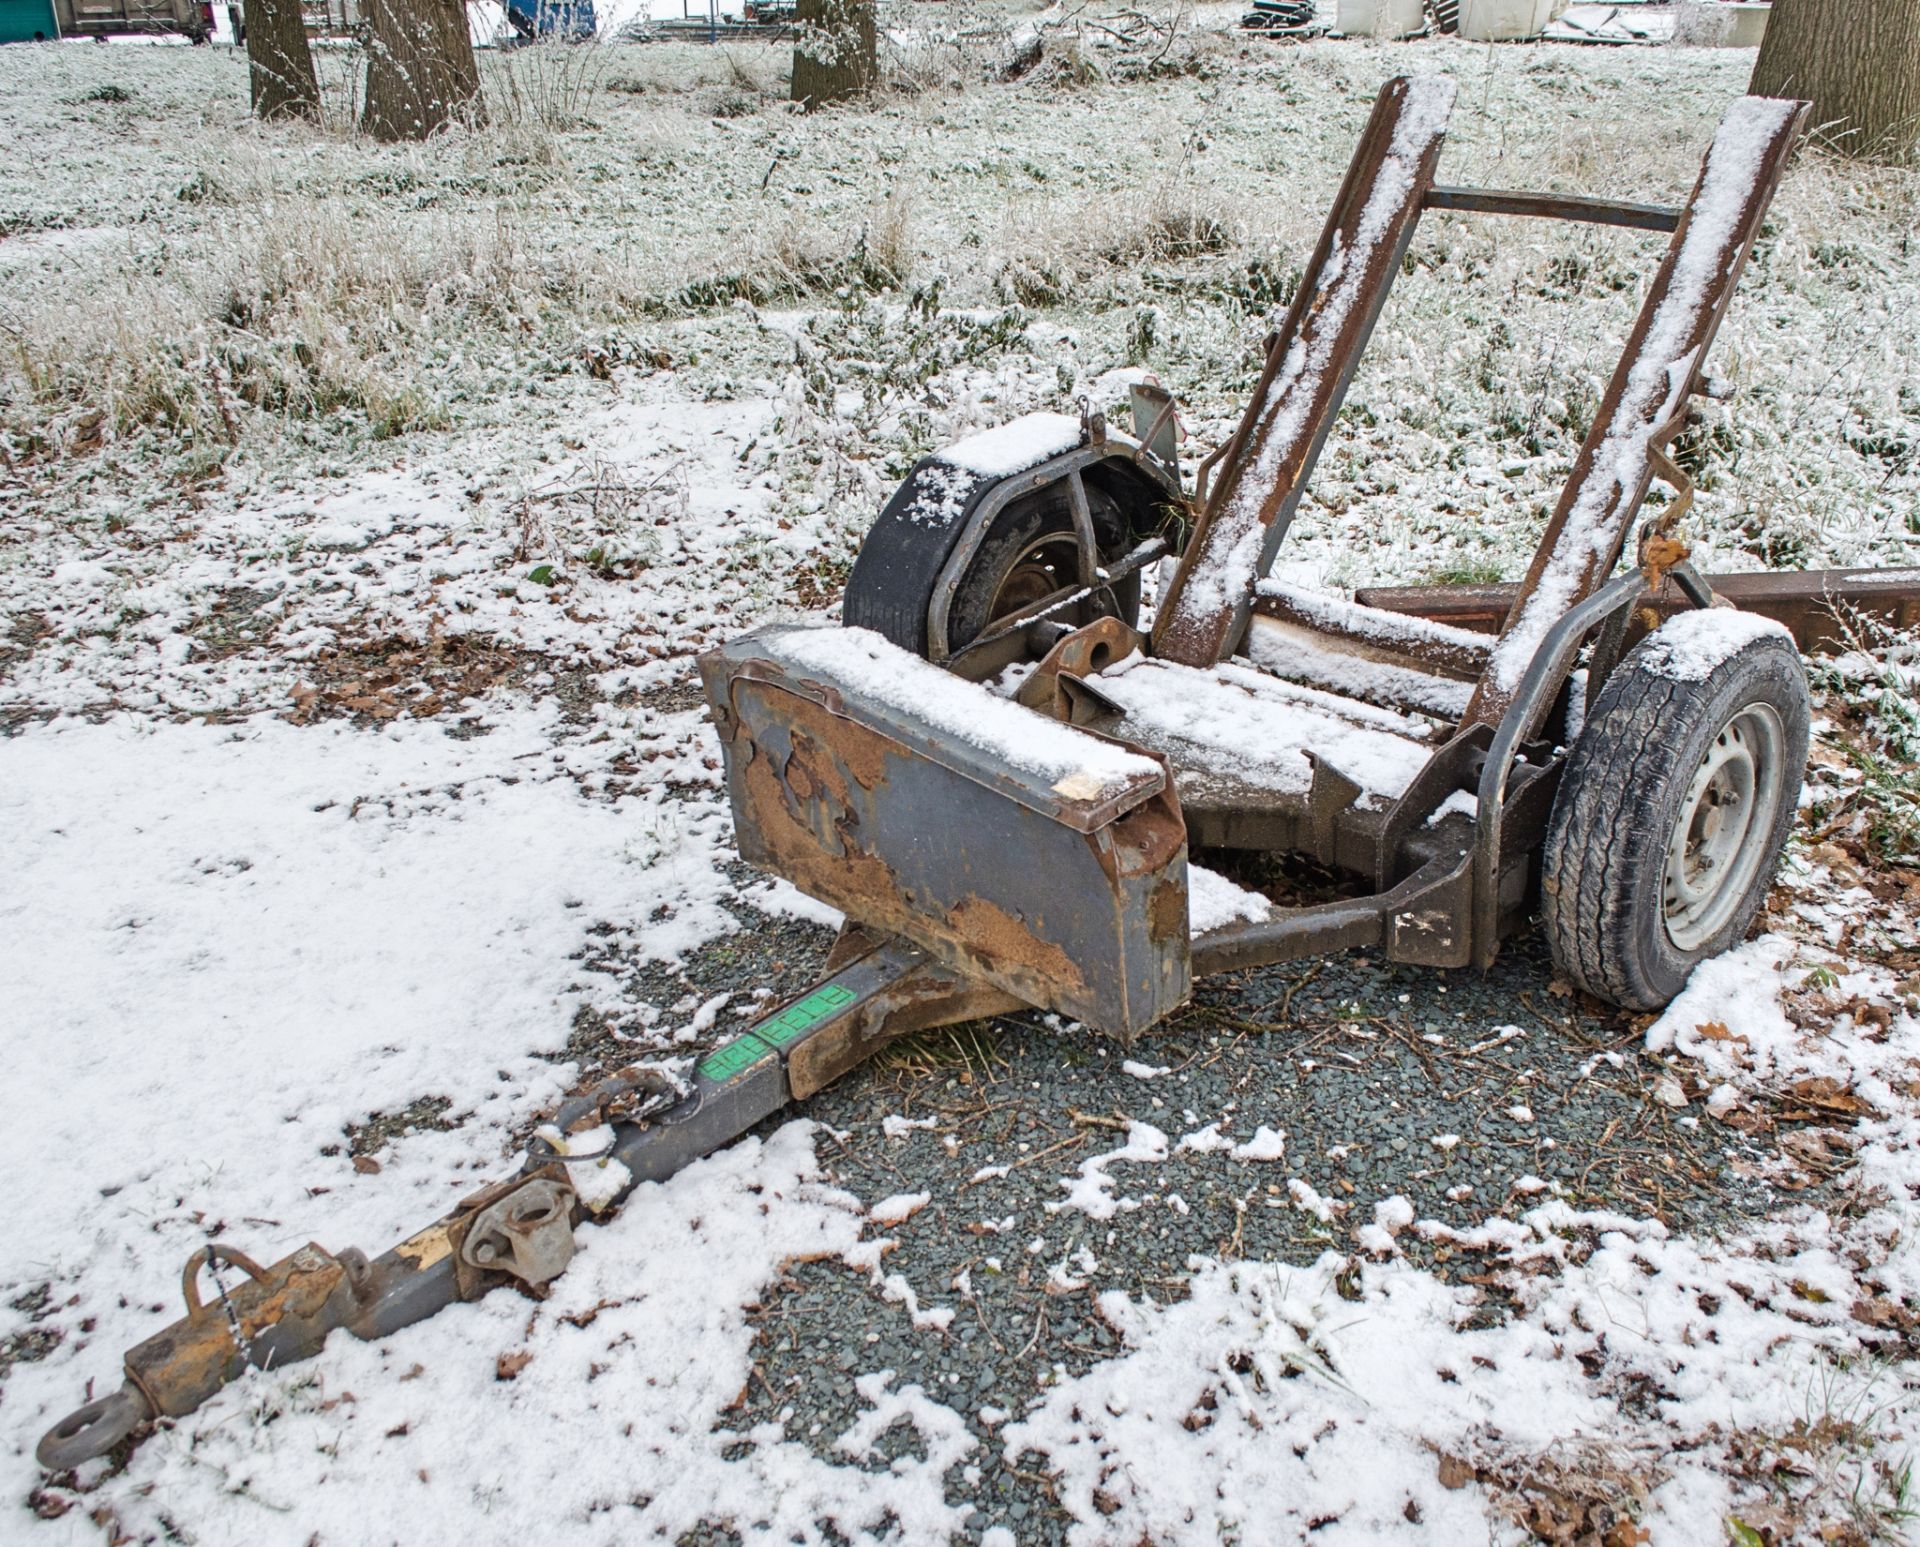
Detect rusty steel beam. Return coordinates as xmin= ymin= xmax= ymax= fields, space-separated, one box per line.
xmin=1151 ymin=75 xmax=1456 ymax=669
xmin=1464 ymin=95 xmax=1810 ymax=732
xmin=1424 ymin=184 xmax=1682 ymax=233
xmin=1355 ymin=567 xmax=1920 ymax=655
xmin=1249 ymin=582 xmax=1490 ymax=680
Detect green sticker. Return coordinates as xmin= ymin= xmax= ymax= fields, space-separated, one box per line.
xmin=759 ymin=983 xmax=858 ymax=1047
xmin=696 ymin=1035 xmax=773 ymax=1084
xmin=694 ymin=983 xmax=860 ymax=1084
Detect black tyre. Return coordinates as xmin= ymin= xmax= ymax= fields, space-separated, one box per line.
xmin=844 ymin=472 xmax=1143 ymax=659
xmin=1541 ymin=621 xmax=1809 ymax=1011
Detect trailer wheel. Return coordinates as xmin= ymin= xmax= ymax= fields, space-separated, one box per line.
xmin=844 ymin=477 xmax=1142 ymax=660
xmin=1541 ymin=623 xmax=1808 ymax=1011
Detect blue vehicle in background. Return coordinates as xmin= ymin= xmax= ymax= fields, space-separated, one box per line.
xmin=504 ymin=0 xmax=594 ymax=41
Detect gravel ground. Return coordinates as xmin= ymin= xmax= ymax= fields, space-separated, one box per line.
xmin=570 ymin=875 xmax=1819 ymax=1545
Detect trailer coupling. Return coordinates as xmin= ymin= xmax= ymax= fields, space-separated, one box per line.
xmin=35 ymin=936 xmax=1014 ymax=1473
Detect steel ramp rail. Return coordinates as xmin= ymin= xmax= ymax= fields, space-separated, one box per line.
xmin=1464 ymin=95 xmax=1811 ymax=731
xmin=1152 ymin=74 xmax=1458 ymax=669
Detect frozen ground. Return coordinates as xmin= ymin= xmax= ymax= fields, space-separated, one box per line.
xmin=3 ymin=13 xmax=1920 ymax=1546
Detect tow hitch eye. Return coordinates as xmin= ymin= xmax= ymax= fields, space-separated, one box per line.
xmin=458 ymin=1177 xmax=577 ymax=1287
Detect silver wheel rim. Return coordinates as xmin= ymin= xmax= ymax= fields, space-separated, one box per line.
xmin=1662 ymin=701 xmax=1785 ymax=951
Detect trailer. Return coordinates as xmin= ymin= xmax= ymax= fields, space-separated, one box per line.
xmin=46 ymin=78 xmax=1902 ymax=1474
xmin=50 ymin=0 xmax=213 ymax=39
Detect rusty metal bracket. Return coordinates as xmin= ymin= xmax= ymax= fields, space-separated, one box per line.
xmin=455 ymin=1175 xmax=578 ymax=1290
xmin=1015 ymin=616 xmax=1144 ymax=722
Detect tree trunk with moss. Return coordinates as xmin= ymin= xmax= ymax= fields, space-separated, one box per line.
xmin=790 ymin=0 xmax=875 ymax=109
xmin=361 ymin=0 xmax=486 ymax=142
xmin=244 ymin=0 xmax=320 ymax=123
xmin=1750 ymin=0 xmax=1920 ymax=163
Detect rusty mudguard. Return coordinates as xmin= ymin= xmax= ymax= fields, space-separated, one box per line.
xmin=700 ymin=626 xmax=1191 ymax=1039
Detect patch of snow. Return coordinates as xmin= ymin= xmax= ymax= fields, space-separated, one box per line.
xmin=1426 ymin=788 xmax=1479 ymax=826
xmin=936 ymin=411 xmax=1084 ymax=478
xmin=871 ymin=1192 xmax=932 ymax=1225
xmin=1232 ymin=1126 xmax=1288 ymax=1163
xmin=1631 ymin=607 xmax=1794 ymax=681
xmin=1099 ymin=655 xmax=1431 ymax=803
xmin=1177 ymin=1122 xmax=1235 ymax=1154
xmin=1244 ymin=614 xmax=1473 ymax=719
xmin=877 ymin=1272 xmax=956 ymax=1332
xmin=1048 ymin=1121 xmax=1169 ymax=1220
xmin=1288 ymin=1179 xmax=1337 ymax=1223
xmin=772 ymin=626 xmax=1164 ymax=805
xmin=1188 ymin=863 xmax=1274 ymax=935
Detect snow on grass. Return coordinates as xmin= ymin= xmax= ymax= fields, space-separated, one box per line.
xmin=0 ymin=703 xmax=736 ymax=1271
xmin=0 ymin=702 xmax=778 ymax=1502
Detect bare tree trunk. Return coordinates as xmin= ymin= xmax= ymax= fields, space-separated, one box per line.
xmin=790 ymin=0 xmax=874 ymax=109
xmin=361 ymin=0 xmax=486 ymax=142
xmin=1750 ymin=0 xmax=1920 ymax=163
xmin=243 ymin=0 xmax=320 ymax=123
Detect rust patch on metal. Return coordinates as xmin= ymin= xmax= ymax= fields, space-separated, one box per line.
xmin=1106 ymin=788 xmax=1186 ymax=880
xmin=125 ymin=1245 xmax=357 ymax=1420
xmin=1146 ymin=875 xmax=1187 ymax=943
xmin=797 ymin=701 xmax=891 ymax=791
xmin=947 ymin=895 xmax=1087 ymax=994
xmin=739 ymin=728 xmax=901 ymax=915
xmin=1015 ymin=616 xmax=1143 ymax=723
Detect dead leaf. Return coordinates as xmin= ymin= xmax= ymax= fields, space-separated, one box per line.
xmin=1437 ymin=1453 xmax=1474 ymax=1490
xmin=1788 ymin=1076 xmax=1866 ymax=1115
xmin=1851 ymin=1296 xmax=1913 ymax=1331
xmin=351 ymin=1155 xmax=381 ymax=1175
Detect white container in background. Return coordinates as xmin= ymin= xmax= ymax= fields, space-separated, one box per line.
xmin=1458 ymin=0 xmax=1557 ymax=40
xmin=1335 ymin=0 xmax=1427 ymax=37
xmin=1674 ymin=1 xmax=1771 ymax=48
